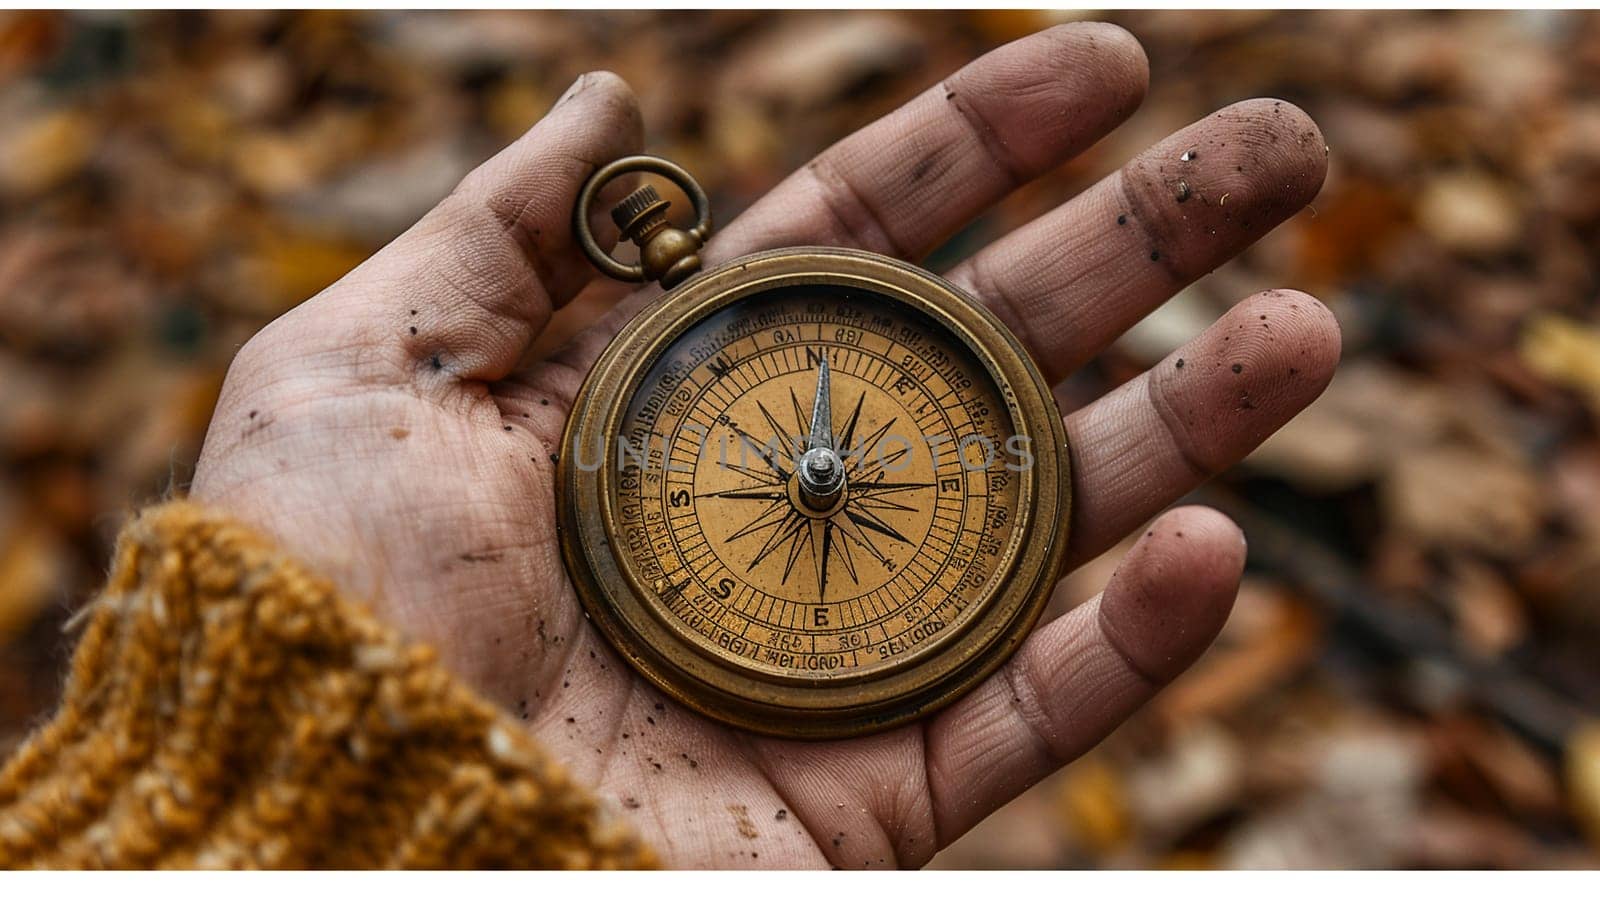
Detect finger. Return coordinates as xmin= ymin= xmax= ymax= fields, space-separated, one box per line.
xmin=712 ymin=22 xmax=1147 ymax=263
xmin=293 ymin=71 xmax=643 ymax=384
xmin=947 ymin=99 xmax=1327 ymax=383
xmin=1064 ymin=288 xmax=1340 ymax=565
xmin=547 ymin=22 xmax=1149 ymax=381
xmin=921 ymin=505 xmax=1244 ymax=849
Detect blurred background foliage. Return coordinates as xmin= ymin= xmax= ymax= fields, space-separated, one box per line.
xmin=2 ymin=8 xmax=1600 ymax=869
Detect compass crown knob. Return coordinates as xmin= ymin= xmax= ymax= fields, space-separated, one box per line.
xmin=611 ymin=184 xmax=668 ymax=233
xmin=575 ymin=155 xmax=713 ymax=288
xmin=609 ymin=183 xmax=704 ymax=289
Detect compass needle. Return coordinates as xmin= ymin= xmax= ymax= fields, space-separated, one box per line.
xmin=564 ymin=165 xmax=1067 ymax=736
xmin=809 ymin=353 xmax=834 ymax=452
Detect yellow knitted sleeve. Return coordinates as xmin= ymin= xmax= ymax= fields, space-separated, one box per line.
xmin=0 ymin=502 xmax=655 ymax=870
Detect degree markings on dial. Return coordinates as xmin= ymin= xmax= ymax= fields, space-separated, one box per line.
xmin=620 ymin=298 xmax=1021 ymax=663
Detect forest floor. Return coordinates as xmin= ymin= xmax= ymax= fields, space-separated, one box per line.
xmin=1 ymin=9 xmax=1598 ymax=868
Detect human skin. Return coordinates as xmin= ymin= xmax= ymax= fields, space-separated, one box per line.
xmin=191 ymin=23 xmax=1339 ymax=868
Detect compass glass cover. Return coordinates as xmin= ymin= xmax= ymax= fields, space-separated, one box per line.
xmin=602 ymin=284 xmax=1031 ymax=682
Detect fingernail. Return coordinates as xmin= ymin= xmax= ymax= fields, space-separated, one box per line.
xmin=556 ymin=72 xmax=591 ymax=107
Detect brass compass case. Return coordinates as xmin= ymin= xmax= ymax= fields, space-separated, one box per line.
xmin=558 ymin=159 xmax=1071 ymax=739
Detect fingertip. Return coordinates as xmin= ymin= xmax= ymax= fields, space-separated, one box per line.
xmin=1251 ymin=287 xmax=1343 ymax=387
xmin=1043 ymin=21 xmax=1150 ymax=113
xmin=1144 ymin=288 xmax=1341 ymax=476
xmin=963 ymin=21 xmax=1151 ymax=174
xmin=1098 ymin=505 xmax=1243 ymax=684
xmin=554 ymin=70 xmax=644 ymax=145
xmin=1229 ymin=288 xmax=1342 ymax=411
xmin=1216 ymin=97 xmax=1329 ymax=207
xmin=1119 ymin=98 xmax=1327 ymax=282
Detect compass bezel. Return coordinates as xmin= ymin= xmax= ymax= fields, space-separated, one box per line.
xmin=557 ymin=247 xmax=1070 ymax=739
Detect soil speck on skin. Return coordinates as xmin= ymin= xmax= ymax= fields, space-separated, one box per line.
xmin=1117 ymin=214 xmax=1127 ymax=226
xmin=390 ymin=427 xmax=409 ymax=440
xmin=549 ymin=454 xmax=559 ymax=463
xmin=242 ymin=413 xmax=274 ymax=438
xmin=729 ymin=805 xmax=759 ymax=839
xmin=1232 ymin=363 xmax=1244 ymax=374
xmin=646 ymin=716 xmax=655 ymax=725
xmin=409 ymin=326 xmax=417 ymax=335
xmin=1176 ymin=358 xmax=1185 ymax=369
xmin=409 ymin=309 xmax=417 ymax=316
xmin=1150 ymin=250 xmax=1161 ymax=262
xmin=623 ymin=797 xmax=641 ymax=809
xmin=775 ymin=809 xmax=788 ymax=820
xmin=430 ymin=355 xmax=443 ymax=371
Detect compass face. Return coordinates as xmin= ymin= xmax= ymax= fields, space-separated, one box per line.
xmin=613 ymin=285 xmax=1023 ymax=679
xmin=559 ymin=249 xmax=1069 ymax=737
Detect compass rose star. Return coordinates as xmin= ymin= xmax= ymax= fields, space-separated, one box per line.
xmin=701 ymin=360 xmax=932 ymax=599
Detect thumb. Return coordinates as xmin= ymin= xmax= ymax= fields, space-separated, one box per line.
xmin=278 ymin=71 xmax=643 ymax=386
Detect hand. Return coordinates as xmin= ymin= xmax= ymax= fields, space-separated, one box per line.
xmin=192 ymin=24 xmax=1338 ymax=868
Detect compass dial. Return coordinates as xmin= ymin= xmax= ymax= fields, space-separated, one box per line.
xmin=615 ymin=285 xmax=1023 ymax=678
xmin=559 ymin=249 xmax=1069 ymax=737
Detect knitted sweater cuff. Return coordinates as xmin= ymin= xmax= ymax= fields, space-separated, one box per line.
xmin=0 ymin=501 xmax=654 ymax=869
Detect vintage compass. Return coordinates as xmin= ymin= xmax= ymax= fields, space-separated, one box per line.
xmin=558 ymin=156 xmax=1070 ymax=739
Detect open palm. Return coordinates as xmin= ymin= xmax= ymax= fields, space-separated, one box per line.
xmin=192 ymin=24 xmax=1338 ymax=869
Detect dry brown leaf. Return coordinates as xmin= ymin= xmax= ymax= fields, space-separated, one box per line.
xmin=1416 ymin=172 xmax=1523 ymax=254
xmin=1445 ymin=559 xmax=1528 ymax=657
xmin=0 ymin=518 xmax=65 ymax=642
xmin=1157 ymin=579 xmax=1321 ymax=725
xmin=1569 ymin=719 xmax=1600 ymax=851
xmin=1385 ymin=446 xmax=1543 ymax=557
xmin=1055 ymin=755 xmax=1132 ymax=857
xmin=1521 ymin=313 xmax=1600 ymax=418
xmin=0 ymin=107 xmax=92 ymax=196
